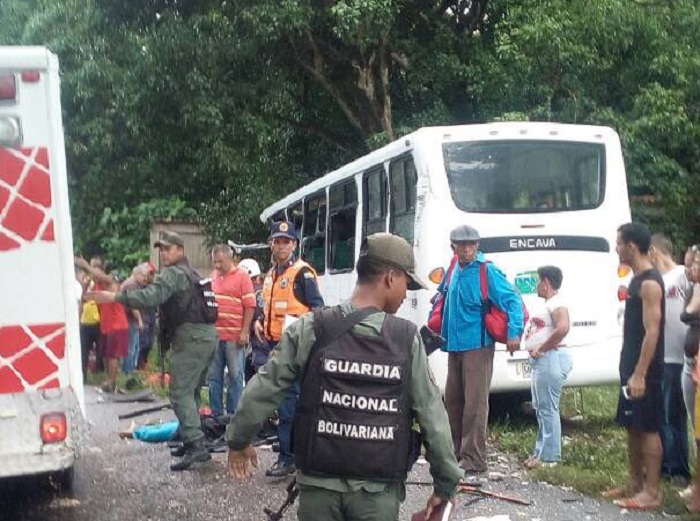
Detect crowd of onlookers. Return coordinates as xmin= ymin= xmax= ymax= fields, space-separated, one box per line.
xmin=422 ymin=222 xmax=700 ymax=512
xmin=518 ymin=224 xmax=700 ymax=512
xmin=75 ymin=255 xmax=157 ymax=391
xmin=74 ymin=251 xmax=269 ymax=397
xmin=74 ymin=222 xmax=700 ymax=511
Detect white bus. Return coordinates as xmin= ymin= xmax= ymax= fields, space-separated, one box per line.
xmin=261 ymin=122 xmax=631 ymax=393
xmin=0 ymin=47 xmax=84 ymax=488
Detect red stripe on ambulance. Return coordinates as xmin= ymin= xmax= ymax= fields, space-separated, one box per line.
xmin=0 ymin=323 xmax=65 ymax=394
xmin=0 ymin=146 xmax=54 ymax=251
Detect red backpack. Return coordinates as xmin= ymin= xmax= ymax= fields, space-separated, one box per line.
xmin=479 ymin=262 xmax=529 ymax=345
xmin=426 ymin=255 xmax=458 ymax=334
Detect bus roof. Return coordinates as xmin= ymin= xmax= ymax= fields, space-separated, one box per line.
xmin=0 ymin=46 xmax=54 ymax=70
xmin=259 ymin=122 xmax=618 ymax=223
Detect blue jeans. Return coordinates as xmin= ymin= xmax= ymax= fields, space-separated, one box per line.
xmin=207 ymin=340 xmax=245 ymax=416
xmin=122 ymin=321 xmax=140 ymax=374
xmin=530 ymin=349 xmax=573 ymax=462
xmin=277 ymin=382 xmax=300 ymax=466
xmin=661 ymin=362 xmax=691 ymax=479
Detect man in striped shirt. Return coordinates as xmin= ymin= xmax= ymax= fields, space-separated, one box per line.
xmin=207 ymin=244 xmax=257 ymax=417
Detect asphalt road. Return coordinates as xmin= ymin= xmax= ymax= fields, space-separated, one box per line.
xmin=0 ymin=387 xmax=670 ymax=521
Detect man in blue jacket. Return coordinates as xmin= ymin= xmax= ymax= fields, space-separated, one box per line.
xmin=441 ymin=225 xmax=524 ymax=476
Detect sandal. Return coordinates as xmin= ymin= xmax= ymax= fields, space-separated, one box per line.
xmin=525 ymin=457 xmax=557 ymax=469
xmin=524 ymin=455 xmax=537 ymax=465
xmin=614 ymin=497 xmax=660 ymax=511
xmin=524 ymin=457 xmax=540 ymax=469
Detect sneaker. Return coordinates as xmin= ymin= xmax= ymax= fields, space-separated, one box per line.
xmin=265 ymin=461 xmax=296 ymax=478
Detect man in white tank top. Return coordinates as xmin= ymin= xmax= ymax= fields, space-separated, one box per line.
xmin=649 ymin=234 xmax=692 ymax=485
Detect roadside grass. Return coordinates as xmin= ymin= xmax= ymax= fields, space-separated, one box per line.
xmin=491 ymin=385 xmax=693 ymax=516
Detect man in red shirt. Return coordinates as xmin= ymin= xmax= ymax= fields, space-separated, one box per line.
xmin=207 ymin=244 xmax=256 ymax=416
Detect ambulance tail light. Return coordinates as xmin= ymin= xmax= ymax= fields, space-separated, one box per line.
xmin=0 ymin=116 xmax=21 ymax=147
xmin=41 ymin=413 xmax=67 ymax=443
xmin=617 ymin=285 xmax=628 ymax=301
xmin=0 ymin=73 xmax=16 ymax=101
xmin=428 ymin=267 xmax=445 ymax=285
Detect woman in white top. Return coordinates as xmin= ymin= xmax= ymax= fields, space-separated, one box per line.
xmin=523 ymin=266 xmax=572 ymax=468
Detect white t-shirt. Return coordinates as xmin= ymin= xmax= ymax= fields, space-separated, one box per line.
xmin=662 ymin=265 xmax=691 ymax=364
xmin=523 ymin=293 xmax=568 ymax=351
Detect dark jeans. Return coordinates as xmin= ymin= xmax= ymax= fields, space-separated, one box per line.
xmin=661 ymin=362 xmax=690 ymax=479
xmin=80 ymin=324 xmax=101 ymax=378
xmin=278 ymin=382 xmax=300 ymax=466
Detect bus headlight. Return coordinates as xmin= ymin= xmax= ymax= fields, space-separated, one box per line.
xmin=0 ymin=116 xmax=21 ymax=147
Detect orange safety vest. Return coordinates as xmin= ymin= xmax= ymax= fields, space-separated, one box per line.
xmin=262 ymin=259 xmax=315 ymax=342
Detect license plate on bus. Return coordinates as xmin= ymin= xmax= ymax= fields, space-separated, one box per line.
xmin=511 ymin=359 xmax=532 ymax=379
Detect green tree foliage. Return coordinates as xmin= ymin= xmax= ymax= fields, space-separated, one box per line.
xmin=473 ymin=0 xmax=700 ymax=246
xmin=98 ymin=197 xmax=196 ymax=276
xmin=1 ymin=0 xmax=699 ymax=256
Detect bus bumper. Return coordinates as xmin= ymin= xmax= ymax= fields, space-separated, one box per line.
xmin=430 ymin=335 xmax=623 ymax=394
xmin=0 ymin=448 xmax=75 ymax=479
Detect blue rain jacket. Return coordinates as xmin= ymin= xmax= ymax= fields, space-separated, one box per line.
xmin=440 ymin=253 xmax=524 ymax=351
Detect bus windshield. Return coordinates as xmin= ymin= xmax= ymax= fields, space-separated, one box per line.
xmin=442 ymin=140 xmax=605 ymax=213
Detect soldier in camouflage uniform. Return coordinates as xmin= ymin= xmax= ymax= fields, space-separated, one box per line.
xmin=227 ymin=233 xmax=462 ymax=521
xmin=88 ymin=231 xmax=218 ymax=471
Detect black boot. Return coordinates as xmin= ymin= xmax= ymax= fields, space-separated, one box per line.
xmin=170 ymin=444 xmax=187 ymax=457
xmin=170 ymin=439 xmax=211 ymax=471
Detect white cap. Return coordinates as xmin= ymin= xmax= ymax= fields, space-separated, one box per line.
xmin=238 ymin=258 xmax=261 ymax=277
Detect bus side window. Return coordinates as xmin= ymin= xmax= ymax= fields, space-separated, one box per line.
xmin=288 ymin=201 xmax=303 ymax=257
xmin=329 ymin=180 xmax=358 ymax=272
xmin=302 ymin=192 xmax=327 ymax=274
xmin=363 ymin=167 xmax=387 ymax=238
xmin=389 ymin=156 xmax=417 ymax=243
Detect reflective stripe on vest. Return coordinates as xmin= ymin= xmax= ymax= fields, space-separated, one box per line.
xmin=262 ymin=259 xmax=315 ymax=341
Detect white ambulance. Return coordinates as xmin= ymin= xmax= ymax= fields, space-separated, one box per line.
xmin=0 ymin=47 xmax=84 ymax=489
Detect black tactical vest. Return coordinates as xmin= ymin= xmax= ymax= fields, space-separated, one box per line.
xmin=160 ymin=259 xmax=217 ymax=335
xmin=293 ymin=306 xmax=416 ymax=481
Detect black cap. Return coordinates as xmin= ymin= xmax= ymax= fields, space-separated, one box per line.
xmin=359 ymin=233 xmax=428 ymax=291
xmin=269 ymin=221 xmax=296 ymax=241
xmin=153 ymin=231 xmax=185 ymax=248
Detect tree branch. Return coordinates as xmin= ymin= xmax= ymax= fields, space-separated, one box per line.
xmin=378 ymin=37 xmax=394 ymax=140
xmin=270 ymin=114 xmax=354 ymax=153
xmin=288 ymin=34 xmax=366 ymax=135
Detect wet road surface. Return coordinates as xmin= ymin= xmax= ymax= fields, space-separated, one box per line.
xmin=1 ymin=387 xmax=668 ymax=521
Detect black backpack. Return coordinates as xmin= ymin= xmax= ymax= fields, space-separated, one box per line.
xmin=193 ymin=274 xmax=219 ymax=324
xmin=174 ymin=261 xmax=219 ymax=325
